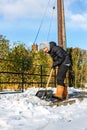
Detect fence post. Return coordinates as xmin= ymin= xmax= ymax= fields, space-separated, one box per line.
xmin=40 ymin=65 xmax=43 ymax=88
xmin=54 ymin=68 xmax=57 ymax=88
xmin=22 ymin=60 xmax=24 ymax=92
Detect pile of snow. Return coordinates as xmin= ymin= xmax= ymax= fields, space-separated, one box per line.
xmin=0 ymin=87 xmax=87 ymax=130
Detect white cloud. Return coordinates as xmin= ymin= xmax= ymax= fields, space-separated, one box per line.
xmin=64 ymin=0 xmax=87 ymax=30
xmin=71 ymin=13 xmax=87 ymax=29
xmin=0 ymin=0 xmax=87 ymax=30
xmin=0 ymin=0 xmax=45 ymax=19
xmin=71 ymin=14 xmax=86 ymax=23
xmin=0 ymin=0 xmax=52 ymax=20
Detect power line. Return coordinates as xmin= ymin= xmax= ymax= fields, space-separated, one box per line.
xmin=47 ymin=6 xmax=56 ymax=41
xmin=33 ymin=0 xmax=51 ymax=43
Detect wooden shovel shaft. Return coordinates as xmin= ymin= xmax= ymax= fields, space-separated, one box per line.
xmin=46 ymin=68 xmax=53 ymax=89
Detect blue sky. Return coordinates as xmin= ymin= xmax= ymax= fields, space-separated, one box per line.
xmin=0 ymin=0 xmax=87 ymax=50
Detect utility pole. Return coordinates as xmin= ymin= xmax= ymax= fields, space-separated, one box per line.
xmin=57 ymin=0 xmax=66 ymax=50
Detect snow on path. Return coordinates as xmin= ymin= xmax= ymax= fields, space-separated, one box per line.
xmin=0 ymin=87 xmax=87 ymax=130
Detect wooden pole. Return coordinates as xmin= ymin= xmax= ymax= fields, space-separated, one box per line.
xmin=57 ymin=0 xmax=66 ymax=50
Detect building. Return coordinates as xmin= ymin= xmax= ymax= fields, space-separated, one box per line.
xmin=32 ymin=43 xmax=38 ymax=52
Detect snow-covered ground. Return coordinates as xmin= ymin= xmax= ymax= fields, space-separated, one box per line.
xmin=0 ymin=87 xmax=87 ymax=130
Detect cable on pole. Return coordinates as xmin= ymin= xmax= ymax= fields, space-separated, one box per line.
xmin=47 ymin=6 xmax=55 ymax=41
xmin=33 ymin=0 xmax=51 ymax=43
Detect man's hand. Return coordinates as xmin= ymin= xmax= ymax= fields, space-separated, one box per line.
xmin=52 ymin=64 xmax=56 ymax=69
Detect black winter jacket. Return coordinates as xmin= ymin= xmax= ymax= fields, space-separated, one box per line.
xmin=48 ymin=42 xmax=71 ymax=67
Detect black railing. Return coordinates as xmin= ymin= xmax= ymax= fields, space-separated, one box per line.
xmin=0 ymin=59 xmax=56 ymax=93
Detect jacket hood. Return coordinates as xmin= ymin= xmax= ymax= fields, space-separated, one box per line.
xmin=49 ymin=41 xmax=56 ymax=51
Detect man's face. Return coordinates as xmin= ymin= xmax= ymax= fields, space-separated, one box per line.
xmin=42 ymin=48 xmax=49 ymax=53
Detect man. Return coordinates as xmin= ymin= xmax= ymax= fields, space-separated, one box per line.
xmin=40 ymin=41 xmax=71 ymax=100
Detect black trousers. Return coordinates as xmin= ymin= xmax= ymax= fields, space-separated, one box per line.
xmin=57 ymin=64 xmax=69 ymax=86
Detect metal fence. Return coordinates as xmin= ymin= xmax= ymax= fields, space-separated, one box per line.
xmin=0 ymin=59 xmax=57 ymax=93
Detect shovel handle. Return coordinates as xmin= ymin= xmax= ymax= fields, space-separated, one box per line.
xmin=46 ymin=68 xmax=53 ymax=89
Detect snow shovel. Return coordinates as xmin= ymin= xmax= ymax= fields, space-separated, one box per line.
xmin=35 ymin=68 xmax=54 ymax=99
xmin=46 ymin=68 xmax=53 ymax=89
